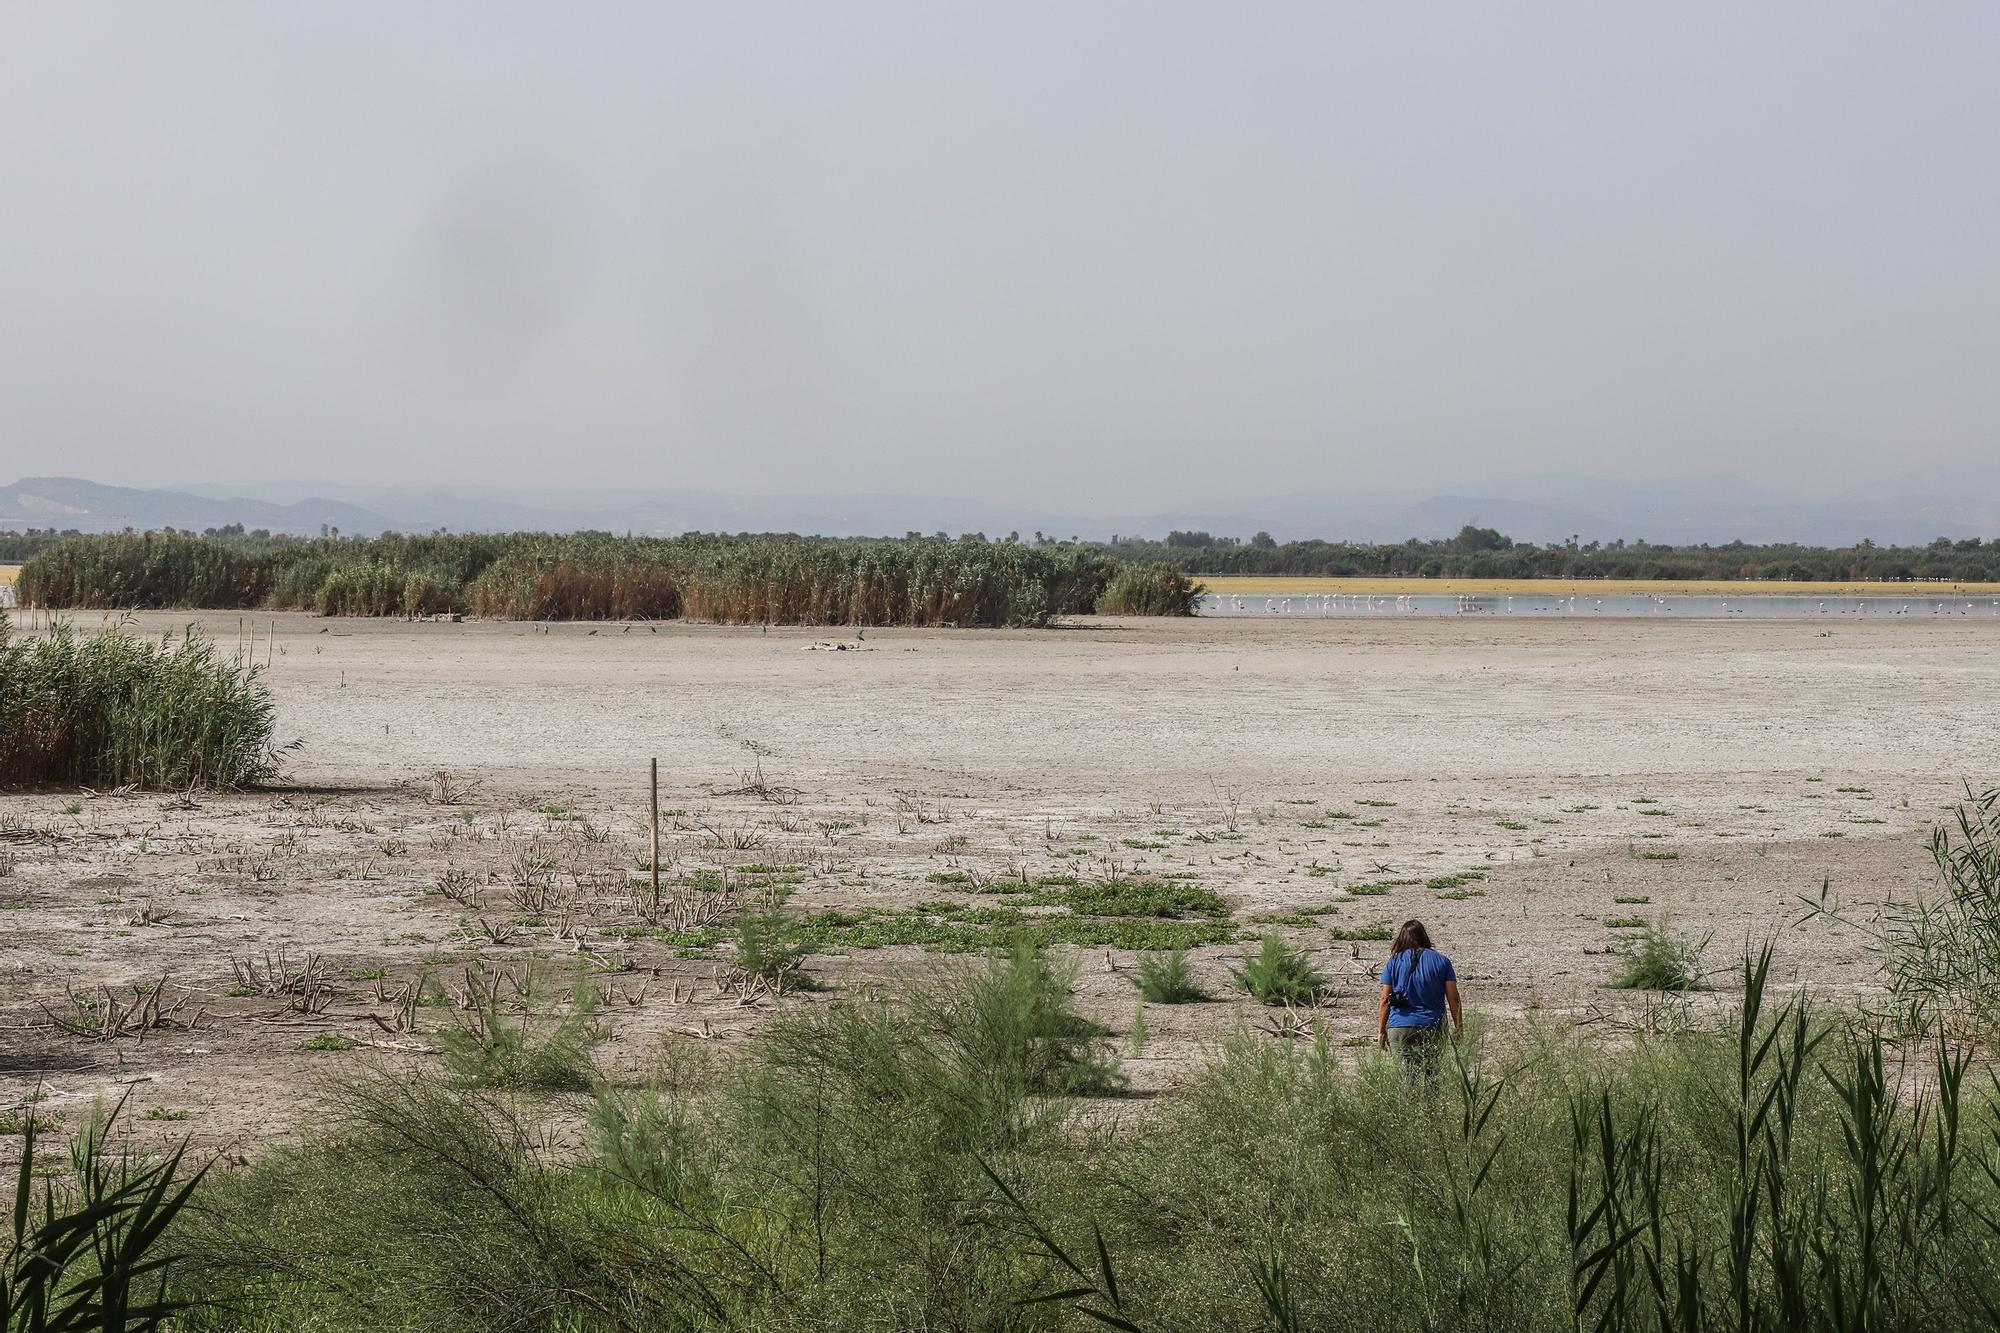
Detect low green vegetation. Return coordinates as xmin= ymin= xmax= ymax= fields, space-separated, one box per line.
xmin=608 ymin=882 xmax=1239 ymax=958
xmin=1036 ymin=880 xmax=1228 ymax=919
xmin=139 ymin=942 xmax=2000 ymax=1330
xmin=783 ymin=906 xmax=1235 ymax=954
xmin=0 ymin=616 xmax=288 ymax=789
xmin=0 ymin=1109 xmax=57 ymax=1136
xmin=606 ymin=895 xmax=1239 ymax=957
xmin=297 ymin=1033 xmax=364 ymax=1052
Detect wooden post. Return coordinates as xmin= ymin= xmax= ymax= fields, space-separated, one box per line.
xmin=649 ymin=757 xmax=661 ymax=911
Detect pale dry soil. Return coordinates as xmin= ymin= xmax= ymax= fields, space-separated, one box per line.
xmin=2 ymin=612 xmax=1994 ymax=1159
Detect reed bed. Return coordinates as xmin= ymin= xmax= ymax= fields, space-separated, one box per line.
xmin=469 ymin=546 xmax=681 ymax=621
xmin=0 ymin=614 xmax=284 ymax=788
xmin=16 ymin=531 xmax=273 ymax=608
xmin=1095 ymin=562 xmax=1206 ymax=615
xmin=17 ymin=532 xmax=1174 ymax=626
xmin=672 ymin=539 xmax=1112 ymax=627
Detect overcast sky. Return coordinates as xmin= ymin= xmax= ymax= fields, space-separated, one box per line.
xmin=2 ymin=4 xmax=1996 ymax=510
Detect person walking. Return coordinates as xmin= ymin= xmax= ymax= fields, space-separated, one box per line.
xmin=1376 ymin=919 xmax=1461 ymax=1077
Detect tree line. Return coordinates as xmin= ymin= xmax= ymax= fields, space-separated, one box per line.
xmin=1100 ymin=524 xmax=2000 ymax=583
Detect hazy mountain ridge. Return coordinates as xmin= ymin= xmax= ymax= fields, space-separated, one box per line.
xmin=4 ymin=473 xmax=1996 ymax=546
xmin=0 ymin=477 xmax=389 ymax=537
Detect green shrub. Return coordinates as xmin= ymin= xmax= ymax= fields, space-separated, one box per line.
xmin=732 ymin=910 xmax=812 ymax=990
xmin=1609 ymin=918 xmax=1709 ymax=991
xmin=1134 ymin=948 xmax=1208 ymax=1003
xmin=438 ymin=972 xmax=605 ymax=1092
xmin=0 ymin=617 xmax=289 ymax=789
xmin=939 ymin=941 xmax=1123 ymax=1102
xmin=1231 ymin=932 xmax=1327 ymax=1005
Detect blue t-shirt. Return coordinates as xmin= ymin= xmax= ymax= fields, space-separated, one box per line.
xmin=1380 ymin=948 xmax=1455 ymax=1029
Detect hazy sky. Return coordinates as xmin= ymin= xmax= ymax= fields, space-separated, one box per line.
xmin=3 ymin=4 xmax=1996 ymax=510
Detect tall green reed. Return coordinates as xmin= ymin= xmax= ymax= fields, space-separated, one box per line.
xmin=0 ymin=614 xmax=287 ymax=788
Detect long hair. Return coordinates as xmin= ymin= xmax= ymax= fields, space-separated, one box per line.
xmin=1390 ymin=919 xmax=1433 ymax=957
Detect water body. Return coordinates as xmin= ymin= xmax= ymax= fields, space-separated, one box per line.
xmin=1199 ymin=592 xmax=2000 ymax=619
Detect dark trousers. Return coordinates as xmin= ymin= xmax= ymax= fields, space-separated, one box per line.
xmin=1389 ymin=1024 xmax=1444 ymax=1079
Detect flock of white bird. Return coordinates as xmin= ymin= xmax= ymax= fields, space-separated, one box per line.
xmin=1208 ymin=592 xmax=2000 ymax=618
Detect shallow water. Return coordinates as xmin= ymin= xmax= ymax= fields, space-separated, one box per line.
xmin=1198 ymin=592 xmax=2000 ymax=618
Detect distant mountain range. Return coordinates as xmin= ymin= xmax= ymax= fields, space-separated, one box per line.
xmin=0 ymin=477 xmax=389 ymax=539
xmin=3 ymin=472 xmax=1996 ymax=547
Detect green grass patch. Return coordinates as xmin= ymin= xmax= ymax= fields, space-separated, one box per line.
xmin=794 ymin=908 xmax=1235 ymax=954
xmin=1038 ymin=880 xmax=1227 ymax=919
xmin=298 ymin=1033 xmax=364 ymax=1052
